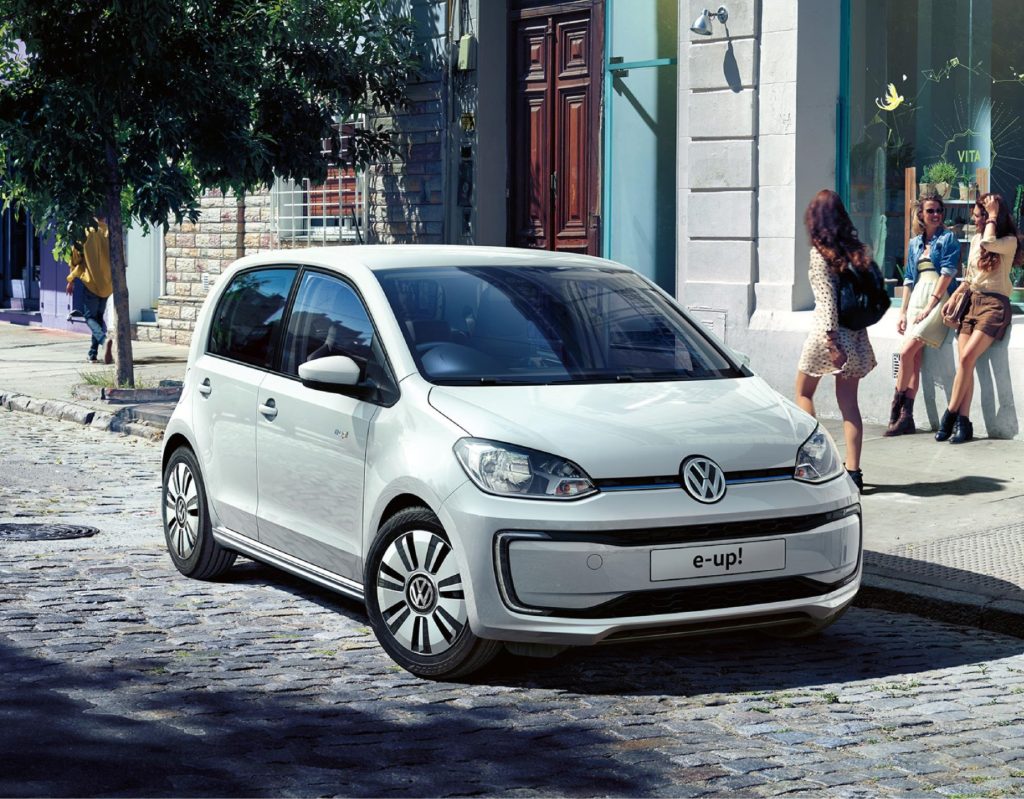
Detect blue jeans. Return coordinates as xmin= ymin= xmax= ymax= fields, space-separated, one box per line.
xmin=82 ymin=287 xmax=108 ymax=359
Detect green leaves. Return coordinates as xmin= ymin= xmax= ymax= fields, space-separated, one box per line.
xmin=0 ymin=0 xmax=417 ymax=250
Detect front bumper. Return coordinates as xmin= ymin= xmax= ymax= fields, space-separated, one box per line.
xmin=439 ymin=475 xmax=862 ymax=646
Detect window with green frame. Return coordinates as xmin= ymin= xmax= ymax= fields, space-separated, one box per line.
xmin=846 ymin=0 xmax=1024 ymax=282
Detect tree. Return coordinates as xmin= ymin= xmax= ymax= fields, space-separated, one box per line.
xmin=0 ymin=0 xmax=416 ymax=385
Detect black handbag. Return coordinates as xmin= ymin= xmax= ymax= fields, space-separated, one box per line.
xmin=837 ymin=261 xmax=891 ymax=330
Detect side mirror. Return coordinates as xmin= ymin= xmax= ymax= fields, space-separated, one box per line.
xmin=298 ymin=355 xmax=361 ymax=390
xmin=732 ymin=349 xmax=751 ymax=368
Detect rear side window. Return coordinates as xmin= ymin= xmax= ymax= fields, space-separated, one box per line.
xmin=207 ymin=268 xmax=296 ymax=368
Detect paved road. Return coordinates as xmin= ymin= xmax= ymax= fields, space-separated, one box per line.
xmin=3 ymin=409 xmax=1024 ymax=797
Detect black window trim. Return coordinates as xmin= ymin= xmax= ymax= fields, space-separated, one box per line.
xmin=204 ymin=264 xmax=301 ymax=372
xmin=270 ymin=265 xmax=401 ymax=408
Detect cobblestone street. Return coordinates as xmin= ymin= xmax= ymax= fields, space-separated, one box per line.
xmin=3 ymin=409 xmax=1024 ymax=797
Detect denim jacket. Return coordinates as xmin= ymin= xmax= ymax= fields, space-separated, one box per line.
xmin=904 ymin=229 xmax=960 ymax=293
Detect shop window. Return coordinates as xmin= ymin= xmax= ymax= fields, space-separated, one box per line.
xmin=847 ymin=0 xmax=1024 ymax=281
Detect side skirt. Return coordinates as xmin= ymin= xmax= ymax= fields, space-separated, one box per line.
xmin=213 ymin=526 xmax=365 ymax=604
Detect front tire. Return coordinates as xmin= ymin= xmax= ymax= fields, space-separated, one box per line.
xmin=162 ymin=446 xmax=236 ymax=579
xmin=365 ymin=507 xmax=501 ymax=679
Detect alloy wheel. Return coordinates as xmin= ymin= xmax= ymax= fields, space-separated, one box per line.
xmin=375 ymin=529 xmax=467 ymax=657
xmin=164 ymin=460 xmax=200 ymax=559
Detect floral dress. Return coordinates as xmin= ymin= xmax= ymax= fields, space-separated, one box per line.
xmin=798 ymin=248 xmax=877 ymax=379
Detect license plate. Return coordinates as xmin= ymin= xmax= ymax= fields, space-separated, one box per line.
xmin=651 ymin=539 xmax=786 ymax=581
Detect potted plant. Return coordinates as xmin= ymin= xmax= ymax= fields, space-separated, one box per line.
xmin=923 ymin=161 xmax=958 ymax=199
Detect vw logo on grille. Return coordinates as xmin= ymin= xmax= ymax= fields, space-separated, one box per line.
xmin=681 ymin=456 xmax=726 ymax=503
xmin=407 ymin=575 xmax=436 ymax=612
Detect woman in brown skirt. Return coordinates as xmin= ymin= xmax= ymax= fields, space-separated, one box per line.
xmin=936 ymin=193 xmax=1022 ymax=443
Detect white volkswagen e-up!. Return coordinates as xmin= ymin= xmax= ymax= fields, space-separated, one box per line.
xmin=161 ymin=246 xmax=861 ymax=679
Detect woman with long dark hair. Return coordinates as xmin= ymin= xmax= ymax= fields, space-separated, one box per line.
xmin=936 ymin=192 xmax=1022 ymax=443
xmin=796 ymin=190 xmax=877 ymax=491
xmin=884 ymin=193 xmax=959 ymax=436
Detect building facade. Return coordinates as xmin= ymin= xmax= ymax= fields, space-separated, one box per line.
xmin=0 ymin=205 xmax=163 ymax=334
xmin=134 ymin=0 xmax=1024 ymax=438
xmin=677 ymin=0 xmax=1022 ymax=439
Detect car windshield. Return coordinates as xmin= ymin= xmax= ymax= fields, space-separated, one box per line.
xmin=376 ymin=265 xmax=742 ymax=385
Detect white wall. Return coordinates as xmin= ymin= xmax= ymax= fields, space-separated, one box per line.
xmin=125 ymin=222 xmax=163 ymax=324
xmin=677 ymin=0 xmax=1024 ymax=439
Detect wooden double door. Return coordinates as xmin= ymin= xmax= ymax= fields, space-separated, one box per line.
xmin=509 ymin=2 xmax=602 ymax=255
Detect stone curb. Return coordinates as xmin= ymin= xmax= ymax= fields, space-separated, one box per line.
xmin=71 ymin=384 xmax=182 ymax=404
xmin=0 ymin=390 xmax=165 ymax=442
xmin=857 ymin=572 xmax=1024 ymax=640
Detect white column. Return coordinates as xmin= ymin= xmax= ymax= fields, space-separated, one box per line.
xmin=677 ymin=0 xmax=760 ymax=342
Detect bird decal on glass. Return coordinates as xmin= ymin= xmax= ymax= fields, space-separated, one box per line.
xmin=875 ymin=83 xmax=904 ymax=111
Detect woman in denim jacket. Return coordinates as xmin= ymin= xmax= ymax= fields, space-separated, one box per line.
xmin=884 ymin=194 xmax=960 ymax=436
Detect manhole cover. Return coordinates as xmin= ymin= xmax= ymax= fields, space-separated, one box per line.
xmin=0 ymin=523 xmax=99 ymax=541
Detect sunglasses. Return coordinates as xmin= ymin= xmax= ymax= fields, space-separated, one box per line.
xmin=923 ymin=209 xmax=943 ymax=214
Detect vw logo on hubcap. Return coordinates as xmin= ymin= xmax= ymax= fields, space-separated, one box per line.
xmin=681 ymin=456 xmax=726 ymax=503
xmin=175 ymin=497 xmax=187 ymax=526
xmin=407 ymin=574 xmax=436 ymax=613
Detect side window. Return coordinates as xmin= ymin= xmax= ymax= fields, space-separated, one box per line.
xmin=207 ymin=268 xmax=297 ymax=368
xmin=281 ymin=271 xmax=397 ymax=403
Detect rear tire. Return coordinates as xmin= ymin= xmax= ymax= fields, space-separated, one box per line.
xmin=162 ymin=446 xmax=236 ymax=579
xmin=365 ymin=507 xmax=501 ymax=679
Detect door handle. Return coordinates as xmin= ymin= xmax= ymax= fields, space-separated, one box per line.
xmin=198 ymin=378 xmax=212 ymax=397
xmin=258 ymin=398 xmax=278 ymax=420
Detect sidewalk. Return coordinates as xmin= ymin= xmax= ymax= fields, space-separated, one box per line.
xmin=1 ymin=323 xmax=1023 ymax=638
xmin=0 ymin=324 xmax=186 ymax=440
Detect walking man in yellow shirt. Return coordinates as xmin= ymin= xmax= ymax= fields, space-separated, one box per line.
xmin=65 ymin=218 xmax=114 ymax=364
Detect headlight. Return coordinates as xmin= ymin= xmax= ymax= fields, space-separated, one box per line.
xmin=794 ymin=425 xmax=843 ymax=483
xmin=454 ymin=438 xmax=597 ymax=500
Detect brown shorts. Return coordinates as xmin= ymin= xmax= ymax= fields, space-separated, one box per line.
xmin=959 ymin=291 xmax=1012 ymax=340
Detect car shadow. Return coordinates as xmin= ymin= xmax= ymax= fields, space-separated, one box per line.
xmin=0 ymin=638 xmax=651 ymax=797
xmin=218 ymin=555 xmax=1024 ymax=697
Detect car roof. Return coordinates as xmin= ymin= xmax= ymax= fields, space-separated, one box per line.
xmin=229 ymin=245 xmax=631 ymax=274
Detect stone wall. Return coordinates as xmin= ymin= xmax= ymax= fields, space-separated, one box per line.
xmin=136 ymin=190 xmax=274 ymax=344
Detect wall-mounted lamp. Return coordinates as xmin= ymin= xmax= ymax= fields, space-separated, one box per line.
xmin=689 ymin=5 xmax=728 ymax=36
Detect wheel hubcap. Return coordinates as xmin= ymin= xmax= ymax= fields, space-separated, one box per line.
xmin=164 ymin=461 xmax=200 ymax=559
xmin=376 ymin=530 xmax=467 ymax=657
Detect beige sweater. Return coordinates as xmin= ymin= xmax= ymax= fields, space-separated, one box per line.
xmin=965 ymin=232 xmax=1015 ymax=296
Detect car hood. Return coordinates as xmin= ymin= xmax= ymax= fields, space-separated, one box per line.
xmin=427 ymin=377 xmax=816 ymax=479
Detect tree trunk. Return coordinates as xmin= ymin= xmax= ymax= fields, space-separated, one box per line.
xmin=103 ymin=140 xmax=135 ymax=387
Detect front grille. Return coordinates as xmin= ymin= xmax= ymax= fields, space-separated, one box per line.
xmin=528 ymin=505 xmax=860 ymax=548
xmin=594 ymin=466 xmax=794 ymax=491
xmin=548 ymin=572 xmax=857 ymax=619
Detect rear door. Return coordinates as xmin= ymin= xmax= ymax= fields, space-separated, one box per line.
xmin=192 ymin=267 xmax=297 ymax=537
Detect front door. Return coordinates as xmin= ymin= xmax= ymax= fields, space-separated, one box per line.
xmin=255 ymin=270 xmax=381 ymax=582
xmin=509 ymin=2 xmax=601 ymax=255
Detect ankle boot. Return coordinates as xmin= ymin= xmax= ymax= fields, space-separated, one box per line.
xmin=935 ymin=409 xmax=956 ymax=442
xmin=846 ymin=468 xmax=863 ymax=492
xmin=949 ymin=415 xmax=974 ymax=444
xmin=889 ymin=394 xmax=916 ymax=436
xmin=883 ymin=390 xmax=904 ymax=436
